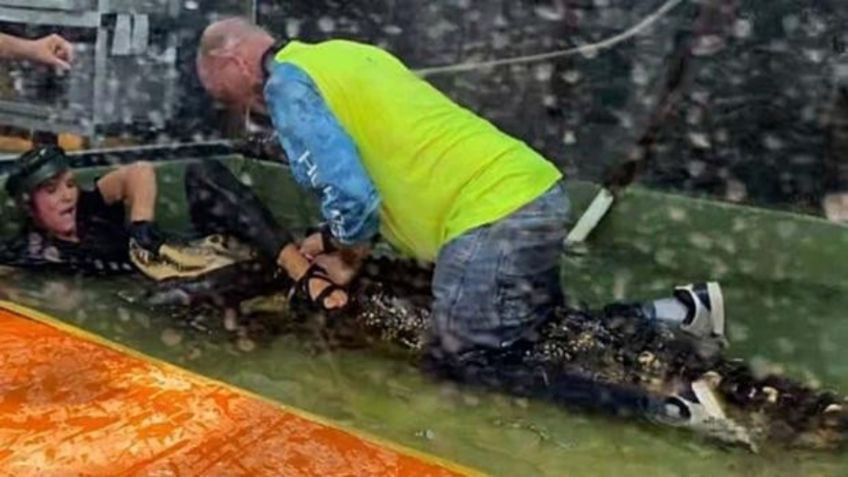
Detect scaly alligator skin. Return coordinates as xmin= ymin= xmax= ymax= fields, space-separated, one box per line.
xmin=147 ymin=255 xmax=848 ymax=451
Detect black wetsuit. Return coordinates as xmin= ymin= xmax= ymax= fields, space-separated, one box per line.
xmin=0 ymin=186 xmax=134 ymax=274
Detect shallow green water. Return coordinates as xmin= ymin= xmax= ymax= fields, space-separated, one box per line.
xmin=2 ymin=241 xmax=846 ymax=477
xmin=1 ymin=159 xmax=845 ymax=475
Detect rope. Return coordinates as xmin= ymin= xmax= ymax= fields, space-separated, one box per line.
xmin=415 ymin=0 xmax=685 ymax=77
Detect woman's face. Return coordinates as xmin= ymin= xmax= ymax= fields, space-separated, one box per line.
xmin=30 ymin=170 xmax=79 ymax=240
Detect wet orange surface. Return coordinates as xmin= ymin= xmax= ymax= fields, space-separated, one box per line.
xmin=0 ymin=304 xmax=472 ymax=476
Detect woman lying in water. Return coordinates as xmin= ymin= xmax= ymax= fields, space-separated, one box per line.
xmin=0 ymin=145 xmax=347 ymax=309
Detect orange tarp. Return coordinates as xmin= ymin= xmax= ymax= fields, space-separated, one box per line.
xmin=0 ymin=304 xmax=473 ymax=476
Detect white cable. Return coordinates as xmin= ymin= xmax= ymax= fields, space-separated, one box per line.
xmin=415 ymin=0 xmax=685 ymax=77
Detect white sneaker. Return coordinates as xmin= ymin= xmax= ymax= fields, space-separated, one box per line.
xmin=659 ymin=379 xmax=757 ymax=452
xmin=675 ymin=282 xmax=726 ymax=343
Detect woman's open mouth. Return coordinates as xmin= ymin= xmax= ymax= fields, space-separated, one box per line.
xmin=60 ymin=206 xmax=76 ymax=219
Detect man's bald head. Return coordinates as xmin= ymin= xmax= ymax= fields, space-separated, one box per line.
xmin=198 ymin=17 xmax=272 ymax=57
xmin=196 ymin=17 xmax=275 ymax=111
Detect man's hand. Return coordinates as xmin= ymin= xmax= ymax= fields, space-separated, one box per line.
xmin=23 ymin=34 xmax=74 ymax=70
xmin=299 ymin=232 xmax=326 ymax=259
xmin=313 ymin=252 xmax=359 ymax=286
xmin=300 ymin=230 xmax=371 ymax=284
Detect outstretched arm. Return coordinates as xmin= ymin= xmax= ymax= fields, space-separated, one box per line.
xmin=0 ymin=33 xmax=74 ymax=69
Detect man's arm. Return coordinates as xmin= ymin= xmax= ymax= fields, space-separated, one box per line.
xmin=0 ymin=33 xmax=74 ymax=69
xmin=95 ymin=161 xmax=157 ymax=222
xmin=265 ymin=63 xmax=381 ymax=247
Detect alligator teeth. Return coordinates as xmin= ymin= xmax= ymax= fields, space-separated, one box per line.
xmin=761 ymin=386 xmax=779 ymax=404
xmin=638 ymin=351 xmax=655 ymax=367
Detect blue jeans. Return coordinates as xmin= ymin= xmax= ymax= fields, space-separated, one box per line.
xmin=431 ymin=182 xmax=570 ymax=354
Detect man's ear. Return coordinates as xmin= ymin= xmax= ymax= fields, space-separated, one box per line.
xmin=232 ymin=54 xmax=251 ymax=77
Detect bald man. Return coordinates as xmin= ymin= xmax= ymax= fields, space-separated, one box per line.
xmin=195 ymin=18 xmax=727 ymax=359
xmin=0 ymin=32 xmax=74 ymax=69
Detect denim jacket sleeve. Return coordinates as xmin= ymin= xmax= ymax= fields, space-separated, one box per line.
xmin=264 ymin=62 xmax=380 ymax=245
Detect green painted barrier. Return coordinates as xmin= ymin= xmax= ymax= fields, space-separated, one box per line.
xmin=567 ymin=181 xmax=847 ymax=290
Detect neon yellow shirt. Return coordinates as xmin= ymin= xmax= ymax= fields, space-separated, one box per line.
xmin=274 ymin=40 xmax=562 ymax=261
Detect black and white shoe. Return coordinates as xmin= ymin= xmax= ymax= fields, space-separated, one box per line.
xmin=658 ymin=378 xmax=757 ymax=451
xmin=675 ymin=282 xmax=726 ymax=343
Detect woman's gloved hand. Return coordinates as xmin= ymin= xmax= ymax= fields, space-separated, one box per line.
xmin=128 ymin=221 xmax=207 ymax=270
xmin=128 ymin=220 xmax=165 ymax=256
